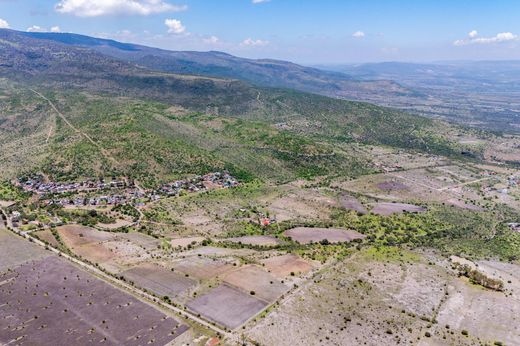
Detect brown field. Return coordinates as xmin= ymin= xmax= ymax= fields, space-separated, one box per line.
xmin=284 ymin=227 xmax=365 ymax=244
xmin=186 ymin=284 xmax=268 ymax=329
xmin=72 ymin=242 xmax=116 ymax=264
xmin=223 ymin=265 xmax=289 ymax=303
xmin=122 ymin=263 xmax=196 ymax=299
xmin=223 ymin=235 xmax=281 ymax=246
xmin=0 ymin=256 xmax=188 ymax=346
xmin=57 ymin=224 xmax=115 ymax=247
xmin=33 ymin=229 xmax=61 ymax=248
xmin=173 ymin=257 xmax=234 ymax=280
xmin=370 ymin=202 xmax=426 ymax=216
xmin=262 ymin=254 xmax=315 ymax=278
xmin=339 ymin=194 xmax=367 ymax=214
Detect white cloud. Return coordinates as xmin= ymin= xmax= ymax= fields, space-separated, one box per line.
xmin=241 ymin=38 xmax=269 ymax=46
xmin=27 ymin=25 xmax=46 ymax=32
xmin=0 ymin=18 xmax=9 ymax=29
xmin=252 ymin=0 xmax=270 ymax=3
xmin=352 ymin=31 xmax=365 ymax=38
xmin=203 ymin=35 xmax=219 ymax=44
xmin=51 ymin=26 xmax=61 ymax=32
xmin=454 ymin=31 xmax=518 ymax=46
xmin=165 ymin=18 xmax=186 ymax=34
xmin=55 ymin=0 xmax=187 ymax=17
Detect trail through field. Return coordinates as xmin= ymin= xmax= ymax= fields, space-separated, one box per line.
xmin=29 ymin=89 xmax=120 ymax=167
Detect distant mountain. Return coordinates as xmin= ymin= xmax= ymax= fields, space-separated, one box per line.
xmin=19 ymin=31 xmax=417 ymax=101
xmin=316 ymin=61 xmax=520 ymax=133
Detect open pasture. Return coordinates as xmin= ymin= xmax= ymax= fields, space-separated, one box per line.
xmin=284 ymin=227 xmax=365 ymax=244
xmin=223 ymin=265 xmax=288 ymax=302
xmin=186 ymin=284 xmax=268 ymax=330
xmin=0 ymin=256 xmax=188 ymax=346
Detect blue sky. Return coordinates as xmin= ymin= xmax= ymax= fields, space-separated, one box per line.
xmin=1 ymin=0 xmax=520 ymax=63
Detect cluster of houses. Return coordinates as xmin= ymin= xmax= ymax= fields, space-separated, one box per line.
xmin=158 ymin=172 xmax=239 ymax=196
xmin=16 ymin=175 xmax=126 ymax=195
xmin=44 ymin=191 xmax=146 ymax=208
xmin=16 ymin=172 xmax=239 ymax=208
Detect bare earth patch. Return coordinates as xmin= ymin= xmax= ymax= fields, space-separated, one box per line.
xmin=186 ymin=284 xmax=268 ymax=330
xmin=339 ymin=194 xmax=367 ymax=214
xmin=122 ymin=263 xmax=196 ymax=299
xmin=261 ymin=254 xmax=315 ymax=278
xmin=173 ymin=257 xmax=234 ymax=280
xmin=223 ymin=265 xmax=288 ymax=303
xmin=284 ymin=227 xmax=365 ymax=244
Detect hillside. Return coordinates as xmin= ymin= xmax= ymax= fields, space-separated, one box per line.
xmin=0 ymin=29 xmax=476 ymax=185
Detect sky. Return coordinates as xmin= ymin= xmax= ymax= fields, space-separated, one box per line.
xmin=1 ymin=0 xmax=520 ymax=64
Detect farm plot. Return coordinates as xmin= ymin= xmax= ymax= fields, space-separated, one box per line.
xmin=223 ymin=235 xmax=281 ymax=246
xmin=370 ymin=202 xmax=426 ymax=216
xmin=173 ymin=257 xmax=234 ymax=280
xmin=0 ymin=227 xmax=49 ymax=271
xmin=223 ymin=265 xmax=288 ymax=302
xmin=187 ymin=284 xmax=268 ymax=330
xmin=33 ymin=229 xmax=61 ymax=248
xmin=57 ymin=225 xmax=115 ymax=247
xmin=117 ymin=231 xmax=161 ymax=251
xmin=0 ymin=256 xmax=188 ymax=346
xmin=262 ymin=254 xmax=315 ymax=278
xmin=122 ymin=263 xmax=196 ymax=299
xmin=284 ymin=227 xmax=365 ymax=244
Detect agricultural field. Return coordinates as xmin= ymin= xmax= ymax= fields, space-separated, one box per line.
xmin=0 ymin=227 xmax=192 ymax=346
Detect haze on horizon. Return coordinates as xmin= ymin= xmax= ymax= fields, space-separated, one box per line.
xmin=1 ymin=0 xmax=520 ymax=64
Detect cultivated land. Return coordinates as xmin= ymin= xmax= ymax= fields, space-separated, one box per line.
xmin=0 ymin=228 xmax=189 ymax=346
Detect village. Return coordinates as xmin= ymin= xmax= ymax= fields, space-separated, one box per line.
xmin=15 ymin=171 xmax=240 ymax=208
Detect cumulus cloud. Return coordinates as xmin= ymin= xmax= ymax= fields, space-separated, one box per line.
xmin=352 ymin=31 xmax=365 ymax=38
xmin=51 ymin=26 xmax=61 ymax=32
xmin=203 ymin=35 xmax=219 ymax=44
xmin=0 ymin=18 xmax=9 ymax=29
xmin=55 ymin=0 xmax=187 ymax=17
xmin=241 ymin=38 xmax=269 ymax=46
xmin=165 ymin=18 xmax=186 ymax=34
xmin=27 ymin=25 xmax=46 ymax=32
xmin=454 ymin=30 xmax=518 ymax=46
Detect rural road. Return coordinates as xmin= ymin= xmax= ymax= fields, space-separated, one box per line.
xmin=29 ymin=89 xmax=120 ymax=167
